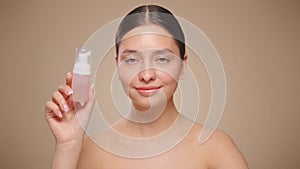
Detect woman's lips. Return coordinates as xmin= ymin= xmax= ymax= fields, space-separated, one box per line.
xmin=135 ymin=86 xmax=161 ymax=96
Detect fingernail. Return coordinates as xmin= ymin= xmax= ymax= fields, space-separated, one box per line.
xmin=67 ymin=72 xmax=72 ymax=76
xmin=57 ymin=110 xmax=63 ymax=118
xmin=67 ymin=89 xmax=73 ymax=95
xmin=63 ymin=104 xmax=69 ymax=112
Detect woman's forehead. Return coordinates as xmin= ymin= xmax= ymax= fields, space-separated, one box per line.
xmin=119 ymin=35 xmax=178 ymax=53
xmin=121 ymin=24 xmax=173 ymax=40
xmin=119 ymin=31 xmax=178 ymax=54
xmin=118 ymin=24 xmax=180 ymax=56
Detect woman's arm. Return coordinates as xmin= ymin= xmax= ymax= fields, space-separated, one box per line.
xmin=52 ymin=140 xmax=82 ymax=169
xmin=45 ymin=73 xmax=96 ymax=169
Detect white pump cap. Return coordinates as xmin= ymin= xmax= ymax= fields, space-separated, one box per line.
xmin=73 ymin=49 xmax=91 ymax=75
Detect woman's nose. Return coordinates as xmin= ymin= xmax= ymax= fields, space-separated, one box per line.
xmin=138 ymin=68 xmax=156 ymax=82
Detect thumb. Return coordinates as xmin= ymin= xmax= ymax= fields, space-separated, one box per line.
xmin=85 ymin=83 xmax=96 ymax=111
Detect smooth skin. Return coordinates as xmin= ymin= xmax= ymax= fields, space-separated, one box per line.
xmin=45 ymin=25 xmax=248 ymax=169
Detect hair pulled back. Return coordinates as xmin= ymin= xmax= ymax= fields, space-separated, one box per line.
xmin=115 ymin=4 xmax=186 ymax=60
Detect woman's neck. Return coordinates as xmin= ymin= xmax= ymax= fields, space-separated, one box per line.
xmin=113 ymin=98 xmax=179 ymax=138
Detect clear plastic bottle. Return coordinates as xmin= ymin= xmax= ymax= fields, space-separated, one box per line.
xmin=72 ymin=49 xmax=91 ymax=103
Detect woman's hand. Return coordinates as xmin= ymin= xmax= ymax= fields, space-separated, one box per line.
xmin=45 ymin=73 xmax=96 ymax=145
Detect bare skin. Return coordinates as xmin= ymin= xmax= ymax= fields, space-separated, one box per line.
xmin=78 ymin=123 xmax=248 ymax=169
xmin=45 ymin=25 xmax=248 ymax=169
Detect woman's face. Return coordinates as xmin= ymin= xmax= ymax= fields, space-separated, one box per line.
xmin=116 ymin=25 xmax=186 ymax=111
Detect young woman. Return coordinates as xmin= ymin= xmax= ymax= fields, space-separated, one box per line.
xmin=45 ymin=4 xmax=248 ymax=169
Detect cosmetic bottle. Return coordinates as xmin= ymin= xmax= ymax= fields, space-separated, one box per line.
xmin=72 ymin=49 xmax=91 ymax=103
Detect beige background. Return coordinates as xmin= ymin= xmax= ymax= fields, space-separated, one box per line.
xmin=1 ymin=0 xmax=299 ymax=168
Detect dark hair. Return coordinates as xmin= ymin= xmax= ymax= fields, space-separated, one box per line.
xmin=115 ymin=4 xmax=186 ymax=60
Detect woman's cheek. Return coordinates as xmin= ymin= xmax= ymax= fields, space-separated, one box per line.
xmin=157 ymin=69 xmax=180 ymax=85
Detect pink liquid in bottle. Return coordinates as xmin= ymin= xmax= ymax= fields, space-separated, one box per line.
xmin=72 ymin=73 xmax=91 ymax=103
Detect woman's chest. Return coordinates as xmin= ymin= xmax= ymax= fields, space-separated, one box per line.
xmin=89 ymin=142 xmax=209 ymax=169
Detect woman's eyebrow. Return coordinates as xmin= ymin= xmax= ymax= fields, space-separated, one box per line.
xmin=152 ymin=49 xmax=174 ymax=55
xmin=120 ymin=49 xmax=138 ymax=55
xmin=118 ymin=49 xmax=138 ymax=60
xmin=119 ymin=48 xmax=175 ymax=58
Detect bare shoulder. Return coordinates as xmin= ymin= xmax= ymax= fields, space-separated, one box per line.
xmin=191 ymin=125 xmax=249 ymax=169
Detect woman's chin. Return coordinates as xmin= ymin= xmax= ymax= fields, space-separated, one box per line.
xmin=131 ymin=101 xmax=152 ymax=112
xmin=131 ymin=99 xmax=167 ymax=114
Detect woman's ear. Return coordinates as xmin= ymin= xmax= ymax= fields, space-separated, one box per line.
xmin=115 ymin=55 xmax=121 ymax=80
xmin=179 ymin=54 xmax=188 ymax=80
xmin=115 ymin=55 xmax=118 ymax=65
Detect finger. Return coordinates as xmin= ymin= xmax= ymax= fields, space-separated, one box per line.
xmin=58 ymin=83 xmax=74 ymax=110
xmin=66 ymin=72 xmax=73 ymax=87
xmin=85 ymin=84 xmax=96 ymax=109
xmin=45 ymin=101 xmax=63 ymax=118
xmin=52 ymin=91 xmax=70 ymax=112
xmin=66 ymin=94 xmax=74 ymax=110
xmin=58 ymin=84 xmax=73 ymax=98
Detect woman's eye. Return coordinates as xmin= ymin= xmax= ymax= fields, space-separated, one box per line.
xmin=124 ymin=58 xmax=139 ymax=64
xmin=156 ymin=57 xmax=170 ymax=63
